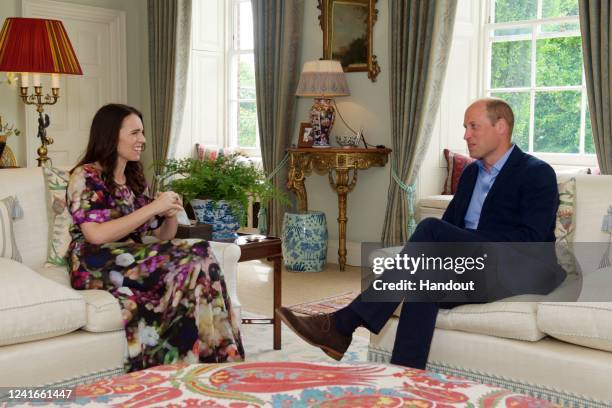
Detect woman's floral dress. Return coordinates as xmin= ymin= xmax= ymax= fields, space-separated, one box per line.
xmin=67 ymin=164 xmax=244 ymax=372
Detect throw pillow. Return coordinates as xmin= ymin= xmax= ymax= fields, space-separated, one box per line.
xmin=556 ymin=177 xmax=576 ymax=243
xmin=0 ymin=195 xmax=23 ymax=262
xmin=555 ymin=177 xmax=577 ymax=277
xmin=42 ymin=167 xmax=71 ymax=267
xmin=442 ymin=149 xmax=476 ymax=195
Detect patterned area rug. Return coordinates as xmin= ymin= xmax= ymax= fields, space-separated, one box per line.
xmin=24 ymin=362 xmax=560 ymax=407
xmin=286 ymin=291 xmax=359 ymax=316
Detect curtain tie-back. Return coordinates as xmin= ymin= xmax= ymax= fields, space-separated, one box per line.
xmin=391 ymin=161 xmax=417 ymax=235
xmin=258 ymin=152 xmax=290 ymax=235
xmin=266 ymin=152 xmax=289 ymax=180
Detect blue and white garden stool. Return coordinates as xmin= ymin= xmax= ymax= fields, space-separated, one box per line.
xmin=282 ymin=211 xmax=328 ymax=272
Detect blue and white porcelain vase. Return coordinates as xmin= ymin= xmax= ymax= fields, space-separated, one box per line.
xmin=191 ymin=199 xmax=242 ymax=240
xmin=282 ymin=211 xmax=328 ymax=272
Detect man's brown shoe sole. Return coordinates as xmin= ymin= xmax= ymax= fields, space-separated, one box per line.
xmin=275 ymin=308 xmax=345 ymax=361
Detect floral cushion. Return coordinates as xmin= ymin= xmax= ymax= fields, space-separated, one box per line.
xmin=555 ymin=177 xmax=576 ymax=243
xmin=555 ymin=178 xmax=577 ymax=277
xmin=42 ymin=167 xmax=71 ymax=266
xmin=442 ymin=149 xmax=476 ymax=195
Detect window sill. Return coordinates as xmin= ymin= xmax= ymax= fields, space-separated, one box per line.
xmin=532 ymin=152 xmax=598 ymax=168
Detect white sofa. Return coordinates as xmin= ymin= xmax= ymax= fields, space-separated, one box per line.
xmin=0 ymin=167 xmax=242 ymax=388
xmin=368 ymin=174 xmax=612 ymax=407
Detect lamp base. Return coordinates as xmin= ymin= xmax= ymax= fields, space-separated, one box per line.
xmin=35 ymin=112 xmax=53 ymax=167
xmin=310 ymin=98 xmax=335 ymax=147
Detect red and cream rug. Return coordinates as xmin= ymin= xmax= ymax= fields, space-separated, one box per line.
xmin=21 ymin=361 xmax=559 ymax=407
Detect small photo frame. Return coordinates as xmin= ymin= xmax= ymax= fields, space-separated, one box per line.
xmin=298 ymin=122 xmax=314 ymax=147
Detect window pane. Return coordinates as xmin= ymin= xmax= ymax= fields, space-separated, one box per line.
xmin=491 ymin=91 xmax=530 ymax=151
xmin=239 ymin=1 xmax=254 ymax=50
xmin=536 ymin=36 xmax=582 ymax=86
xmin=542 ymin=0 xmax=579 ymax=18
xmin=493 ymin=0 xmax=536 ymax=23
xmin=239 ymin=54 xmax=256 ymax=99
xmin=534 ymin=91 xmax=580 ymax=153
xmin=239 ymin=102 xmax=257 ymax=148
xmin=541 ymin=21 xmax=580 ymax=34
xmin=491 ymin=40 xmax=531 ymax=88
xmin=492 ymin=27 xmax=531 ymax=38
xmin=585 ymin=105 xmax=595 ymax=154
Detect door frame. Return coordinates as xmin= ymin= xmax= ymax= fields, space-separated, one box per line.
xmin=22 ymin=0 xmax=127 ymax=166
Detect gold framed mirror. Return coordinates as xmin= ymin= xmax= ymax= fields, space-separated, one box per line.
xmin=318 ymin=0 xmax=381 ymax=82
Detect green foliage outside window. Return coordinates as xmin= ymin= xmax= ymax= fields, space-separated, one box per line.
xmin=491 ymin=40 xmax=531 ymax=88
xmin=489 ymin=0 xmax=596 ymax=155
xmin=238 ymin=58 xmax=257 ymax=148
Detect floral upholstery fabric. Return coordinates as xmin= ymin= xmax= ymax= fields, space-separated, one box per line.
xmin=42 ymin=362 xmax=560 ymax=407
xmin=67 ymin=164 xmax=244 ymax=372
xmin=555 ymin=178 xmax=576 ymax=243
xmin=42 ymin=167 xmax=72 ymax=266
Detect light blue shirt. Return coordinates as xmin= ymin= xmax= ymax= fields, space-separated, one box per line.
xmin=463 ymin=144 xmax=515 ymax=229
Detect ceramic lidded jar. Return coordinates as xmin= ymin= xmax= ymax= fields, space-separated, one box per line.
xmin=282 ymin=211 xmax=328 ymax=272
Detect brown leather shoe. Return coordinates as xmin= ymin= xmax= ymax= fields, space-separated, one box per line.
xmin=276 ymin=307 xmax=352 ymax=361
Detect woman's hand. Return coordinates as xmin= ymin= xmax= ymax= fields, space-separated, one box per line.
xmin=162 ymin=194 xmax=183 ymax=218
xmin=153 ymin=191 xmax=183 ymax=216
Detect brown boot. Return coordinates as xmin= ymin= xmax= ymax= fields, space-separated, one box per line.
xmin=276 ymin=307 xmax=352 ymax=360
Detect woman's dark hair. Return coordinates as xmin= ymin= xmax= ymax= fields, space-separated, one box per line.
xmin=72 ymin=103 xmax=147 ymax=196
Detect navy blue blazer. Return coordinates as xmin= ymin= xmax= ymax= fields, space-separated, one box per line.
xmin=442 ymin=146 xmax=559 ymax=242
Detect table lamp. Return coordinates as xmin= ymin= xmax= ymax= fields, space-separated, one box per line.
xmin=295 ymin=60 xmax=349 ymax=147
xmin=0 ymin=17 xmax=83 ymax=166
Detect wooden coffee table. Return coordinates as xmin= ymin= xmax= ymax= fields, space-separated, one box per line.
xmin=219 ymin=234 xmax=283 ymax=350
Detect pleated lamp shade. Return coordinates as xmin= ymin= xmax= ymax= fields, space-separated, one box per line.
xmin=0 ymin=17 xmax=82 ymax=74
xmin=296 ymin=60 xmax=350 ymax=98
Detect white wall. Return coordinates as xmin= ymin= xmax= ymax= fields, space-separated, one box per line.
xmin=295 ymin=0 xmax=482 ymax=265
xmin=0 ymin=0 xmax=151 ymax=173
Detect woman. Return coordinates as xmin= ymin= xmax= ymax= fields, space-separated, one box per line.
xmin=67 ymin=104 xmax=244 ymax=372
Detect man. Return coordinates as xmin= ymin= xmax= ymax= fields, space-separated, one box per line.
xmin=277 ymin=98 xmax=566 ymax=369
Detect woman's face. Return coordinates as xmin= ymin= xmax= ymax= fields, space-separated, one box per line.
xmin=117 ymin=114 xmax=145 ymax=163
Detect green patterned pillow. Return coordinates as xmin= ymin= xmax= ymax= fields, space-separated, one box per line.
xmin=555 ymin=178 xmax=576 ymax=243
xmin=42 ymin=167 xmax=71 ymax=267
xmin=555 ymin=178 xmax=577 ymax=277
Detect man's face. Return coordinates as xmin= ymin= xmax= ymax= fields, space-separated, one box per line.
xmin=463 ymin=102 xmax=504 ymax=161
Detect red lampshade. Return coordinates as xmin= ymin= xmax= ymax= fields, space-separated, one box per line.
xmin=0 ymin=17 xmax=82 ymax=75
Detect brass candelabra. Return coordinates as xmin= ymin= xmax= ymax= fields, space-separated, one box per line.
xmin=19 ymin=86 xmax=59 ymax=167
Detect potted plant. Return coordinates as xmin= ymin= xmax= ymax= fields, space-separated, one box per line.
xmin=157 ymin=153 xmax=287 ymax=239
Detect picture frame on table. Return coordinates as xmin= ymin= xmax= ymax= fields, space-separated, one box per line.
xmin=297 ymin=122 xmax=314 ymax=148
xmin=318 ymin=0 xmax=381 ymax=81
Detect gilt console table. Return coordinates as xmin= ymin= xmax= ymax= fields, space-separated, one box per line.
xmin=286 ymin=147 xmax=391 ymax=270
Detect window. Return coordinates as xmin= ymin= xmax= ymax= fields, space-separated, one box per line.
xmin=228 ymin=0 xmax=260 ymax=156
xmin=179 ymin=0 xmax=259 ymax=160
xmin=484 ymin=0 xmax=594 ymax=162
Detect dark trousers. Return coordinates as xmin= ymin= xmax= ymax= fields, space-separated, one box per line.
xmin=348 ymin=218 xmax=486 ymax=369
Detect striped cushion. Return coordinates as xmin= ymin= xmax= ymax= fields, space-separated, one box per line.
xmin=0 ymin=196 xmax=22 ymax=262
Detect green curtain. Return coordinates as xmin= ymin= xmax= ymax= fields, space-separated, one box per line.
xmin=381 ymin=0 xmax=457 ymax=246
xmin=252 ymin=0 xmax=304 ymax=236
xmin=579 ymin=0 xmax=612 ymax=174
xmin=147 ymin=0 xmax=191 ymax=170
